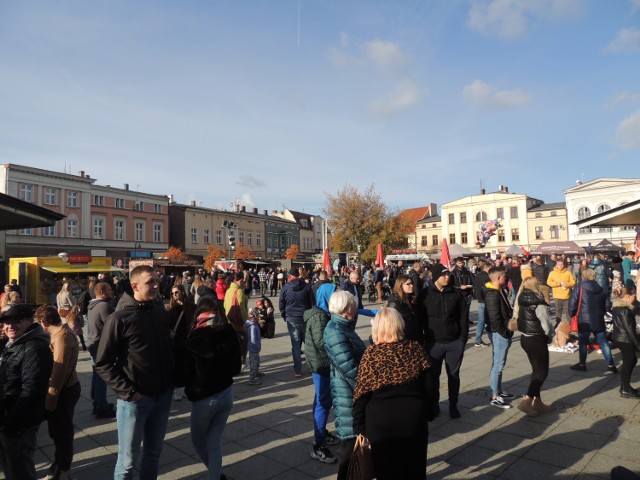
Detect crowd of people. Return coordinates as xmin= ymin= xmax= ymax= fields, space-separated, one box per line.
xmin=0 ymin=250 xmax=638 ymax=480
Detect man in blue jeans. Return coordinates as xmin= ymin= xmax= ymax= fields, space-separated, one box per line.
xmin=96 ymin=266 xmax=174 ymax=480
xmin=279 ymin=267 xmax=314 ymax=376
xmin=484 ymin=267 xmax=515 ymax=409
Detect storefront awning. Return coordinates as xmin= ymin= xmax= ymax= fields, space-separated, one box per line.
xmin=41 ymin=266 xmax=126 ymax=274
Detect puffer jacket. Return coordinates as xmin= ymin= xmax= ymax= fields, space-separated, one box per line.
xmin=485 ymin=283 xmax=513 ymax=339
xmin=96 ymin=293 xmax=175 ymax=400
xmin=568 ymin=280 xmax=607 ymax=333
xmin=304 ymin=283 xmax=337 ymax=376
xmin=422 ymin=284 xmax=469 ymax=344
xmin=386 ymin=294 xmax=425 ymax=345
xmin=0 ymin=323 xmax=53 ymax=436
xmin=323 ymin=313 xmax=366 ymax=440
xmin=609 ymin=299 xmax=640 ymax=351
xmin=279 ymin=278 xmax=314 ymax=324
xmin=547 ymin=267 xmax=576 ymax=300
xmin=589 ymin=257 xmax=611 ymax=292
xmin=517 ymin=289 xmax=547 ymax=336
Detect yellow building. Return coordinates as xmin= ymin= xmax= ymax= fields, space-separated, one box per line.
xmin=526 ymin=202 xmax=569 ymax=247
xmin=416 ymin=214 xmax=442 ymax=255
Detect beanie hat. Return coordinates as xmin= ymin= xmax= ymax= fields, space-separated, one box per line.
xmin=430 ymin=263 xmax=450 ymax=282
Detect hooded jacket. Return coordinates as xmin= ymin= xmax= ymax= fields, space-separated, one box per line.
xmin=95 ymin=293 xmax=174 ymax=400
xmin=568 ymin=280 xmax=607 ymax=333
xmin=589 ymin=257 xmax=611 ymax=292
xmin=547 ymin=267 xmax=576 ymax=300
xmin=610 ymin=299 xmax=640 ymax=350
xmin=421 ymin=283 xmax=469 ymax=344
xmin=484 ymin=282 xmax=514 ymax=339
xmin=279 ymin=277 xmax=314 ymax=324
xmin=87 ymin=297 xmax=114 ymax=354
xmin=0 ymin=323 xmax=53 ymax=436
xmin=304 ymin=283 xmax=337 ymax=375
xmin=517 ymin=289 xmax=552 ymax=337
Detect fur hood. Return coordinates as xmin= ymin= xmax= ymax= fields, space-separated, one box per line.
xmin=612 ymin=298 xmax=635 ymax=310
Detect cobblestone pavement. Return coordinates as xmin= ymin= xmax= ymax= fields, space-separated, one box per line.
xmin=33 ymin=297 xmax=640 ymax=479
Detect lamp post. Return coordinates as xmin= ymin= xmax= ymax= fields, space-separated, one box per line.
xmin=222 ymin=220 xmax=237 ymax=259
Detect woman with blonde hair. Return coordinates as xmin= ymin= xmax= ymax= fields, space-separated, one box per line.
xmin=515 ymin=277 xmax=555 ymax=416
xmin=353 ymin=307 xmax=436 ymax=479
xmin=56 ymin=282 xmax=76 ymax=320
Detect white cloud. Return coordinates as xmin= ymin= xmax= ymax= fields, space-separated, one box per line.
xmin=467 ymin=0 xmax=584 ymax=40
xmin=236 ymin=175 xmax=266 ymax=188
xmin=631 ymin=0 xmax=640 ymax=14
xmin=614 ymin=110 xmax=640 ymax=150
xmin=604 ymin=28 xmax=640 ymax=53
xmin=611 ymin=91 xmax=640 ymax=104
xmin=364 ymin=40 xmax=407 ymax=70
xmin=462 ymin=79 xmax=531 ymax=108
xmin=240 ymin=194 xmax=257 ymax=209
xmin=368 ymin=79 xmax=421 ymax=117
xmin=327 ymin=46 xmax=363 ymax=68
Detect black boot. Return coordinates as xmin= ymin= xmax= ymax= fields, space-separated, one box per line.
xmin=620 ymin=384 xmax=640 ymax=398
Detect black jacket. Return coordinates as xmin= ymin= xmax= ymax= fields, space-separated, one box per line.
xmin=96 ymin=293 xmax=175 ymax=400
xmin=183 ymin=324 xmax=241 ymax=401
xmin=485 ymin=284 xmax=513 ymax=339
xmin=532 ymin=262 xmax=549 ymax=285
xmin=341 ymin=280 xmax=364 ymax=310
xmin=421 ymin=284 xmax=469 ymax=344
xmin=279 ymin=278 xmax=314 ymax=324
xmin=568 ymin=280 xmax=607 ymax=333
xmin=451 ymin=266 xmax=474 ymax=297
xmin=517 ymin=289 xmax=547 ymax=336
xmin=386 ymin=294 xmax=425 ymax=345
xmin=610 ymin=300 xmax=640 ymax=351
xmin=473 ymin=271 xmax=490 ymax=303
xmin=0 ymin=324 xmax=53 ymax=436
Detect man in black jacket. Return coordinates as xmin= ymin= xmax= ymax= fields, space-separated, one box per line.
xmin=485 ymin=267 xmax=515 ymax=409
xmin=0 ymin=304 xmax=53 ymax=480
xmin=422 ymin=263 xmax=469 ymax=419
xmin=472 ymin=261 xmax=492 ymax=347
xmin=96 ymin=265 xmax=174 ymax=479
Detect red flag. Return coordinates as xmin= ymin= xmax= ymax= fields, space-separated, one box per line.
xmin=376 ymin=243 xmax=384 ymax=268
xmin=322 ymin=248 xmax=332 ymax=275
xmin=441 ymin=239 xmax=452 ymax=270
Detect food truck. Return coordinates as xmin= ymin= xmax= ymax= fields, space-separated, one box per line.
xmin=8 ymin=255 xmax=125 ymax=305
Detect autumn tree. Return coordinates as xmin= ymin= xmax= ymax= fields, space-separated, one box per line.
xmin=234 ymin=241 xmax=256 ymax=260
xmin=324 ymin=184 xmax=413 ymax=264
xmin=203 ymin=245 xmax=226 ymax=272
xmin=160 ymin=246 xmax=188 ymax=263
xmin=285 ymin=244 xmax=300 ymax=260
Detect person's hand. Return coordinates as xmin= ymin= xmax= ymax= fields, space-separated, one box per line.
xmin=129 ymin=392 xmax=143 ymax=402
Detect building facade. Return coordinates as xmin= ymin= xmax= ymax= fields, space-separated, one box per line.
xmin=271 ymin=209 xmax=326 ymax=258
xmin=526 ymin=202 xmax=569 ymax=245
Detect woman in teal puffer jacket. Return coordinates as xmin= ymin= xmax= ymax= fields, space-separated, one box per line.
xmin=323 ymin=290 xmax=366 ymax=480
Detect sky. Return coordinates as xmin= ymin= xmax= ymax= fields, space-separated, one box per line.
xmin=1 ymin=0 xmax=639 ymax=216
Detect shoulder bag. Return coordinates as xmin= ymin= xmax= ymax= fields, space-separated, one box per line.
xmin=347 ymin=434 xmax=375 ymax=480
xmin=570 ymin=287 xmax=582 ymax=333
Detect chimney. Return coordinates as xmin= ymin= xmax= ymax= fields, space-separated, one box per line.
xmin=168 ymin=194 xmax=174 ymax=204
xmin=191 ymin=200 xmax=196 ymax=207
xmin=253 ymin=207 xmax=258 ymax=214
xmin=428 ymin=203 xmax=438 ymax=217
xmin=480 ymin=188 xmax=486 ymax=195
xmin=241 ymin=206 xmax=246 ymax=213
xmin=124 ymin=183 xmax=129 ymax=190
xmin=504 ymin=186 xmax=509 ymax=193
xmin=86 ymin=174 xmax=90 ymax=179
xmin=79 ymin=171 xmax=84 ymax=177
xmin=263 ymin=210 xmax=268 ymax=215
xmin=498 ymin=184 xmax=504 ymax=192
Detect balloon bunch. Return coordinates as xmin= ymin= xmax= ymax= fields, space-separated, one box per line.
xmin=476 ymin=218 xmax=503 ymax=247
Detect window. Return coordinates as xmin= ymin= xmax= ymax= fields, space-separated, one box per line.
xmin=153 ymin=223 xmax=162 ymax=242
xmin=93 ymin=217 xmax=105 ymax=239
xmin=475 ymin=211 xmax=487 ymax=221
xmin=44 ymin=187 xmax=57 ymax=205
xmin=115 ymin=198 xmax=125 ymax=209
xmin=510 ymin=206 xmax=518 ymax=219
xmin=511 ymin=228 xmax=519 ymax=241
xmin=191 ymin=228 xmax=198 ymax=244
xmin=597 ymin=205 xmax=612 ymax=233
xmin=67 ymin=219 xmax=78 ymax=238
xmin=449 ymin=233 xmax=456 ymax=244
xmin=216 ymin=230 xmax=222 ymax=244
xmin=550 ymin=225 xmax=560 ymax=239
xmin=535 ymin=212 xmax=543 ymax=218
xmin=19 ymin=184 xmax=33 ymax=202
xmin=432 ymin=223 xmax=437 ymax=228
xmin=239 ymin=231 xmax=245 ymax=244
xmin=67 ymin=191 xmax=78 ymax=208
xmin=115 ymin=219 xmax=125 ymax=240
xmin=498 ymin=229 xmax=505 ymax=242
xmin=300 ymin=219 xmax=308 ymax=228
xmin=496 ymin=207 xmax=504 ymax=219
xmin=154 ymin=204 xmax=162 ymax=214
xmin=93 ymin=195 xmax=104 ymax=206
xmin=550 ymin=211 xmax=557 ymax=216
xmin=535 ymin=226 xmax=543 ymax=240
xmin=448 ymin=213 xmax=455 ymax=224
xmin=135 ymin=222 xmax=145 ymax=242
xmin=461 ymin=232 xmax=468 ymax=244
xmin=460 ymin=212 xmax=467 ymax=224
xmin=248 ymin=232 xmax=252 ymax=246
xmin=256 ymin=233 xmax=262 ymax=246
xmin=577 ymin=207 xmax=592 ymax=234
xmin=135 ymin=201 xmax=144 ymax=212
xmin=204 ymin=229 xmax=210 ymax=243
xmin=43 ymin=226 xmax=55 ymax=236
xmin=267 ymin=234 xmax=272 ymax=249
xmin=421 ymin=237 xmax=429 ymax=246
xmin=432 ymin=235 xmax=438 ymax=246
xmin=19 ymin=227 xmax=32 ymax=235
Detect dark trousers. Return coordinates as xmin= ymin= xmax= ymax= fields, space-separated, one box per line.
xmin=520 ymin=335 xmax=549 ymax=398
xmin=0 ymin=425 xmax=40 ymax=480
xmin=47 ymin=382 xmax=81 ymax=471
xmin=612 ymin=340 xmax=638 ymax=390
xmin=426 ymin=339 xmax=465 ymax=407
xmin=337 ymin=438 xmax=356 ymax=480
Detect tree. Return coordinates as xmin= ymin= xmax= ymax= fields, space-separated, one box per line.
xmin=234 ymin=241 xmax=256 ymax=260
xmin=203 ymin=245 xmax=226 ymax=272
xmin=285 ymin=244 xmax=300 ymax=260
xmin=160 ymin=246 xmax=188 ymax=263
xmin=324 ymin=184 xmax=413 ymax=264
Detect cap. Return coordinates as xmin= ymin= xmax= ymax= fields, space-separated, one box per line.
xmin=0 ymin=304 xmax=34 ymax=324
xmin=430 ymin=263 xmax=451 ymax=282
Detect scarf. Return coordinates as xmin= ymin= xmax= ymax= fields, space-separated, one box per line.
xmin=195 ymin=312 xmax=215 ymax=329
xmin=353 ymin=340 xmax=430 ymax=403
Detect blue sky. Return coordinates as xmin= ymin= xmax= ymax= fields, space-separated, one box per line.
xmin=1 ymin=0 xmax=639 ymax=215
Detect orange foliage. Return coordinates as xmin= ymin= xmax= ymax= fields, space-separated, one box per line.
xmin=285 ymin=244 xmax=300 ymax=260
xmin=204 ymin=245 xmax=226 ymax=272
xmin=234 ymin=241 xmax=256 ymax=260
xmin=160 ymin=246 xmax=188 ymax=262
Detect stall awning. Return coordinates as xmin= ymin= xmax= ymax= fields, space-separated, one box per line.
xmin=41 ymin=266 xmax=126 ymax=274
xmin=572 ymin=198 xmax=640 ymax=228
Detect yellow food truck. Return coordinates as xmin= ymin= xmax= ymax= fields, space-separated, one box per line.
xmin=8 ymin=255 xmax=125 ymax=305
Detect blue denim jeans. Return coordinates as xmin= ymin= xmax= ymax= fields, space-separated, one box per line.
xmin=114 ymin=389 xmax=172 ymax=480
xmin=578 ymin=330 xmax=615 ymax=366
xmin=286 ymin=321 xmax=305 ymax=374
xmin=489 ymin=332 xmax=512 ymax=396
xmin=312 ymin=373 xmax=332 ymax=447
xmin=190 ymin=386 xmax=233 ymax=480
xmin=90 ymin=351 xmax=108 ymax=411
xmin=475 ymin=303 xmax=487 ymax=344
xmin=0 ymin=426 xmax=39 ymax=480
